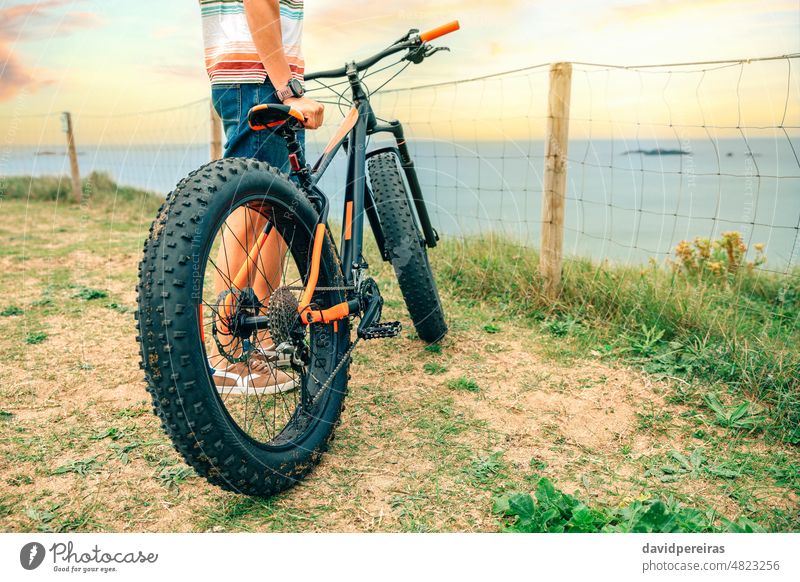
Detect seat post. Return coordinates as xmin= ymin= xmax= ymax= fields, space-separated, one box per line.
xmin=280 ymin=127 xmax=312 ymax=191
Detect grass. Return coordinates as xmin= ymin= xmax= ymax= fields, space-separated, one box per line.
xmin=0 ymin=175 xmax=797 ymax=533
xmin=25 ymin=332 xmax=48 ymax=345
xmin=423 ymin=362 xmax=448 ymax=375
xmin=446 ymin=376 xmax=480 ymax=392
xmin=433 ymin=236 xmax=800 ymax=444
xmin=0 ymin=171 xmax=162 ymax=209
xmin=73 ymin=287 xmax=108 ymax=301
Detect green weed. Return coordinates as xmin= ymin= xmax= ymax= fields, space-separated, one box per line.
xmin=52 ymin=458 xmax=100 ymax=476
xmin=466 ymin=452 xmax=508 ymax=486
xmin=493 ymin=477 xmax=764 ymax=533
xmin=73 ymin=287 xmax=108 ymax=301
xmin=423 ymin=362 xmax=448 ymax=375
xmin=157 ymin=466 xmax=197 ymax=490
xmin=704 ymin=394 xmax=767 ymax=432
xmin=91 ymin=426 xmax=136 ymax=441
xmin=446 ymin=376 xmax=480 ymax=392
xmin=1 ymin=305 xmax=23 ymax=316
xmin=25 ymin=332 xmax=48 ymax=345
xmin=109 ymin=441 xmax=158 ymax=465
xmin=424 ymin=343 xmax=442 ymax=354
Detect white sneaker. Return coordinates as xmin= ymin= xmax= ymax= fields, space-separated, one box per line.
xmin=254 ymin=342 xmax=293 ymax=368
xmin=209 ymin=355 xmax=296 ymax=395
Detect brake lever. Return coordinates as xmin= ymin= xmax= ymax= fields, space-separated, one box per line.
xmin=404 ymin=43 xmax=450 ymax=65
xmin=425 ymin=46 xmax=450 ymax=58
xmin=392 ymin=28 xmax=419 ymax=46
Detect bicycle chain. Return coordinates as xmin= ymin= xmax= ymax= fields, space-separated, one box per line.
xmin=285 ymin=285 xmax=356 ymax=292
xmin=315 ymin=337 xmax=361 ymax=398
xmin=289 ymin=283 xmax=399 ymax=399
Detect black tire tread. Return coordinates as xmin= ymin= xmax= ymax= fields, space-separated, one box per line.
xmin=367 ymin=152 xmax=447 ymax=343
xmin=136 ymin=157 xmax=349 ymax=496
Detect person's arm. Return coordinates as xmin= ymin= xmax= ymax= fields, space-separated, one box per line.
xmin=243 ymin=0 xmax=323 ymax=129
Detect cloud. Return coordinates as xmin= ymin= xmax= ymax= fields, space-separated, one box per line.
xmin=307 ymin=0 xmax=531 ymax=37
xmin=310 ymin=0 xmax=527 ymax=19
xmin=604 ymin=0 xmax=796 ymax=24
xmin=0 ymin=44 xmax=38 ymax=101
xmin=0 ymin=1 xmax=103 ymax=101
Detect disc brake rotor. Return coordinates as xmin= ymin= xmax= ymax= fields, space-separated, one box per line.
xmin=211 ymin=288 xmax=262 ymax=364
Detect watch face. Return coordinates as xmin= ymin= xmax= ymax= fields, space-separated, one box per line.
xmin=289 ymin=78 xmax=304 ymax=98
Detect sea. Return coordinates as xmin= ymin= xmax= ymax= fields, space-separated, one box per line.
xmin=2 ymin=137 xmax=798 ymax=268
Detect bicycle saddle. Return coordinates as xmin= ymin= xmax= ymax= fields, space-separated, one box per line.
xmin=248 ymin=104 xmax=305 ymax=130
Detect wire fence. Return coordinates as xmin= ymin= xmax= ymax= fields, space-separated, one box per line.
xmin=1 ymin=54 xmax=798 ymax=276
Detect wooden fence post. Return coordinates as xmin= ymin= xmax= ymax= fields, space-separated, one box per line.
xmin=210 ymin=100 xmax=223 ymax=161
xmin=539 ymin=62 xmax=572 ymax=299
xmin=61 ymin=112 xmax=81 ymax=203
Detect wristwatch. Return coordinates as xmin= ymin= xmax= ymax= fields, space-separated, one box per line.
xmin=275 ymin=78 xmax=305 ymax=103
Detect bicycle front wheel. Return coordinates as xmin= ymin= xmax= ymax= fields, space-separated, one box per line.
xmin=368 ymin=151 xmax=448 ymax=343
xmin=137 ymin=158 xmax=350 ymax=496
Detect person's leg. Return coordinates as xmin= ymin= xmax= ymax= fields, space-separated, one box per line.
xmin=208 ymin=82 xmax=295 ymax=381
xmin=211 ymin=81 xmax=294 ymax=302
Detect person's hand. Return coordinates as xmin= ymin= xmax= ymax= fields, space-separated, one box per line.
xmin=284 ymin=96 xmax=324 ymax=129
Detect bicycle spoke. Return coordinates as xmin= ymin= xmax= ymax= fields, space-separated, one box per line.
xmin=192 ymin=183 xmax=342 ymax=449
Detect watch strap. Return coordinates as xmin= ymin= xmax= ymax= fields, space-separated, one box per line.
xmin=275 ymin=85 xmax=294 ymax=103
xmin=275 ymin=79 xmax=304 ymax=103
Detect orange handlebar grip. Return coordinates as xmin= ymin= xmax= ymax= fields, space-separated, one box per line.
xmin=419 ymin=20 xmax=460 ymax=43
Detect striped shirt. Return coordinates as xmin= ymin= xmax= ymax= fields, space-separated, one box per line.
xmin=200 ymin=0 xmax=304 ymax=85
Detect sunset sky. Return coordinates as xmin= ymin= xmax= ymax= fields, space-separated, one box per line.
xmin=1 ymin=0 xmax=798 ymax=143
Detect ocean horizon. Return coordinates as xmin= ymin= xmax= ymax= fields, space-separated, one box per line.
xmin=2 ymin=137 xmax=798 ymax=268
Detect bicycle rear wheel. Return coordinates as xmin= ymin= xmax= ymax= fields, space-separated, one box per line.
xmin=137 ymin=158 xmax=350 ymax=496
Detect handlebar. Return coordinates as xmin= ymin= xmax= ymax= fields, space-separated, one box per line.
xmin=305 ymin=42 xmax=411 ymax=81
xmin=304 ymin=20 xmax=460 ymax=82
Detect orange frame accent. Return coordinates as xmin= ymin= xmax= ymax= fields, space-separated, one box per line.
xmin=221 ymin=221 xmax=352 ymax=333
xmin=344 ymin=201 xmax=353 ymax=240
xmin=220 ymin=226 xmax=271 ymax=328
xmin=321 ymin=106 xmax=358 ymax=155
xmin=296 ymin=223 xmax=352 ymax=325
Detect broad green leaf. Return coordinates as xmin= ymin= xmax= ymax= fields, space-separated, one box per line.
xmin=507 ymin=493 xmax=535 ymax=519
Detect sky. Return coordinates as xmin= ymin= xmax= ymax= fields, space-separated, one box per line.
xmin=0 ymin=0 xmax=798 ymax=143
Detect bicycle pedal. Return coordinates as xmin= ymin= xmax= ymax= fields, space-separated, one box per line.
xmin=358 ymin=321 xmax=402 ymax=340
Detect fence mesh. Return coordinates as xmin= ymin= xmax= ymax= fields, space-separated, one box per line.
xmin=1 ymin=55 xmax=798 ymax=273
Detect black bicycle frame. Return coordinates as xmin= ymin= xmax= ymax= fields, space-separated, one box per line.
xmin=300 ymin=65 xmax=438 ymax=288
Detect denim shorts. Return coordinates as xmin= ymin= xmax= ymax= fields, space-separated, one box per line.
xmin=211 ymin=81 xmax=304 ymax=173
